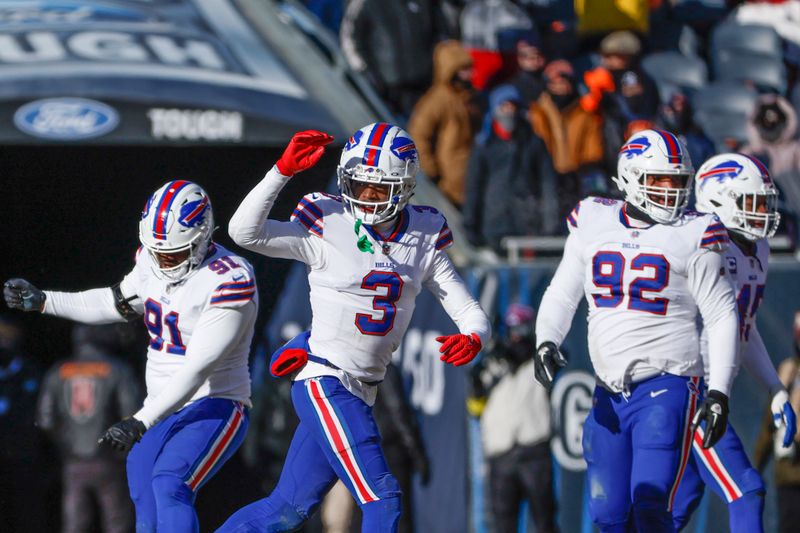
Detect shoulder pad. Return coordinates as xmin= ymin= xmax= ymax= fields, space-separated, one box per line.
xmin=436 ymin=216 xmax=454 ymax=250
xmin=210 ymin=275 xmax=256 ymax=307
xmin=699 ymin=215 xmax=730 ymax=251
xmin=290 ymin=193 xmax=328 ymax=237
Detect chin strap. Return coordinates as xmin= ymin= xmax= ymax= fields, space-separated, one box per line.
xmin=354 ymin=219 xmax=375 ymax=254
xmin=625 ymin=202 xmax=658 ymax=225
xmin=729 ymin=230 xmax=756 ymax=256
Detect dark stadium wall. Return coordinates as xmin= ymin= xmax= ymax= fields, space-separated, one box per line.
xmin=1 ymin=144 xmax=338 ymax=368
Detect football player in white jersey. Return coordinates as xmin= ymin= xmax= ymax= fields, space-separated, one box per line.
xmin=534 ymin=129 xmax=740 ymax=532
xmin=670 ymin=153 xmax=797 ymax=532
xmin=4 ymin=181 xmax=256 ymax=532
xmin=217 ymin=124 xmax=490 ymax=533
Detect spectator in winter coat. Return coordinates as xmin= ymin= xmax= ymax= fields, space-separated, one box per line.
xmin=505 ymin=33 xmax=548 ymax=107
xmin=463 ymin=84 xmax=559 ymax=252
xmin=582 ymin=31 xmax=659 ymax=176
xmin=459 ymin=0 xmax=535 ymax=90
xmin=468 ymin=303 xmax=557 ymax=533
xmin=529 ymin=59 xmax=605 ymax=215
xmin=655 ymin=87 xmax=715 ymax=179
xmin=340 ymin=0 xmax=447 ymax=119
xmin=37 ymin=323 xmax=142 ymax=533
xmin=408 ymin=40 xmax=483 ymax=207
xmin=742 ymin=94 xmax=800 ymax=215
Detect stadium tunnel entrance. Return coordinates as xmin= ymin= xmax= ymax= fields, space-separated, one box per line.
xmin=2 ymin=143 xmax=338 ymax=367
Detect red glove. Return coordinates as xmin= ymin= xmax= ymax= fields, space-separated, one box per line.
xmin=436 ymin=333 xmax=482 ymax=366
xmin=270 ymin=348 xmax=308 ymax=377
xmin=276 ymin=130 xmax=334 ymax=176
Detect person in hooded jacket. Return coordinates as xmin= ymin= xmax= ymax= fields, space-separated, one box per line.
xmin=529 ymin=59 xmax=605 ymax=220
xmin=468 ymin=303 xmax=558 ymax=533
xmin=37 ymin=323 xmax=142 ymax=533
xmin=742 ymin=94 xmax=800 ymax=228
xmin=408 ymin=39 xmax=484 ymax=208
xmin=463 ymin=84 xmax=559 ymax=252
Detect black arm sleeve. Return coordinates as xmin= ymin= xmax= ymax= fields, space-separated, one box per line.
xmin=111 ymin=283 xmax=141 ymax=322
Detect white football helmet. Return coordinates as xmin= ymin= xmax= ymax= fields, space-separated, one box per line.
xmin=138 ymin=180 xmax=214 ymax=282
xmin=337 ymin=122 xmax=418 ymax=225
xmin=695 ymin=153 xmax=780 ymax=241
xmin=613 ymin=129 xmax=694 ymax=224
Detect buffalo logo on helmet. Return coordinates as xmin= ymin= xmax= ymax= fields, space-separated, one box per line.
xmin=743 ymin=154 xmax=772 ymax=185
xmin=697 ymin=160 xmax=744 ymax=189
xmin=390 ymin=136 xmax=417 ymax=162
xmin=178 ymin=196 xmax=210 ymax=228
xmin=344 ymin=129 xmax=364 ymax=152
xmin=619 ymin=136 xmax=651 ymax=159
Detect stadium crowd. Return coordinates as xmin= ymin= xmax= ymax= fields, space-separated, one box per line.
xmin=331 ymin=0 xmax=800 ymax=256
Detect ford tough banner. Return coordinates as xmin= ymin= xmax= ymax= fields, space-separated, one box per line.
xmin=0 ymin=1 xmax=343 ymax=144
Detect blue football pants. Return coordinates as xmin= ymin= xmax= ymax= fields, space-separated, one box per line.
xmin=127 ymin=397 xmax=248 ymax=533
xmin=671 ymin=422 xmax=765 ymax=532
xmin=216 ymin=376 xmax=402 ymax=533
xmin=582 ymin=374 xmax=702 ymax=533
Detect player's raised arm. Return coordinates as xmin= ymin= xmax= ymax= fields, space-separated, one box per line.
xmin=4 ymin=267 xmax=142 ymax=324
xmin=228 ymin=130 xmax=333 ymax=264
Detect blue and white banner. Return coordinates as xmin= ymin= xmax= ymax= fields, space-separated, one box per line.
xmin=0 ymin=1 xmax=344 ymax=144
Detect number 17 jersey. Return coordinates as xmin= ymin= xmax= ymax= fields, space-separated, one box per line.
xmin=551 ymin=197 xmax=733 ymax=391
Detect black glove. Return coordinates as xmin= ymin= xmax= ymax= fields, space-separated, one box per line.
xmin=98 ymin=418 xmax=147 ymax=452
xmin=534 ymin=341 xmax=567 ymax=391
xmin=4 ymin=278 xmax=45 ymax=312
xmin=692 ymin=389 xmax=729 ymax=449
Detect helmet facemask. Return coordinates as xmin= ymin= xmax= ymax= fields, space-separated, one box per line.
xmin=338 ymin=161 xmax=416 ymax=225
xmin=143 ymin=226 xmax=212 ymax=283
xmin=726 ymin=189 xmax=780 ymax=241
xmin=626 ymin=167 xmax=692 ymax=224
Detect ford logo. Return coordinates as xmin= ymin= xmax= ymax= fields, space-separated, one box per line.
xmin=14 ymin=98 xmax=119 ymax=140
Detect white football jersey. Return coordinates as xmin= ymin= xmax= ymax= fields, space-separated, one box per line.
xmin=699 ymin=238 xmax=769 ymax=378
xmin=120 ymin=242 xmax=256 ymax=406
xmin=538 ymin=197 xmax=737 ymax=392
xmin=290 ymin=193 xmax=454 ymax=382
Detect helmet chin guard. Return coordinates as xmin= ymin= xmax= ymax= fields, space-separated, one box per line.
xmin=337 ymin=122 xmax=418 ymax=225
xmin=614 ymin=129 xmax=694 ymax=224
xmin=138 ymin=180 xmax=214 ymax=282
xmin=695 ymin=153 xmax=780 ymax=241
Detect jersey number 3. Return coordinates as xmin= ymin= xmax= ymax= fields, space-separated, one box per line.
xmin=592 ymin=252 xmax=670 ymax=314
xmin=356 ymin=271 xmax=404 ymax=336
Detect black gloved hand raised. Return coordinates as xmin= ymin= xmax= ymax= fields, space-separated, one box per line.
xmin=692 ymin=389 xmax=729 ymax=449
xmin=98 ymin=417 xmax=147 ymax=452
xmin=3 ymin=278 xmax=45 ymax=312
xmin=534 ymin=341 xmax=567 ymax=391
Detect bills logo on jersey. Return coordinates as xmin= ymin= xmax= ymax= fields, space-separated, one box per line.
xmin=178 ymin=196 xmax=210 ymax=228
xmin=697 ymin=160 xmax=743 ymax=189
xmin=619 ymin=136 xmax=651 ymax=159
xmin=390 ymin=136 xmax=417 ymax=161
xmin=344 ymin=129 xmax=364 ymax=151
